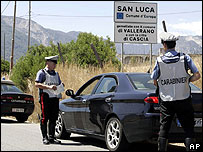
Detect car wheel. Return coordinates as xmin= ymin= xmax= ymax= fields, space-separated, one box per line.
xmin=16 ymin=115 xmax=28 ymax=123
xmin=55 ymin=111 xmax=71 ymax=139
xmin=105 ymin=117 xmax=128 ymax=151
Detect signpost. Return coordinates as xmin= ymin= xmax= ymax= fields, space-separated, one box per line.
xmin=114 ymin=1 xmax=157 ymax=72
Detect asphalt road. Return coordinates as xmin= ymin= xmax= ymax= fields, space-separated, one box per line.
xmin=1 ymin=117 xmax=189 ymax=151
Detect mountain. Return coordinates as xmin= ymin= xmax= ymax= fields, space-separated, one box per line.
xmin=1 ymin=15 xmax=202 ymax=63
xmin=1 ymin=15 xmax=80 ymax=62
xmin=116 ymin=35 xmax=202 ymax=55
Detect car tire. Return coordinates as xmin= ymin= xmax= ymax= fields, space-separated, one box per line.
xmin=105 ymin=117 xmax=129 ymax=151
xmin=55 ymin=111 xmax=71 ymax=139
xmin=16 ymin=115 xmax=28 ymax=123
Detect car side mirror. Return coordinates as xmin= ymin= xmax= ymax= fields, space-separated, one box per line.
xmin=65 ymin=89 xmax=75 ymax=98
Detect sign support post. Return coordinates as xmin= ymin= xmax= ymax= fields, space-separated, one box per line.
xmin=150 ymin=43 xmax=152 ymax=73
xmin=121 ymin=43 xmax=124 ymax=72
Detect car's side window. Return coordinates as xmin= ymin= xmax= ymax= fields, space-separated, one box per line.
xmin=79 ymin=78 xmax=100 ymax=96
xmin=94 ymin=77 xmax=117 ymax=94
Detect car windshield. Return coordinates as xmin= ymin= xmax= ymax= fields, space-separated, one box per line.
xmin=1 ymin=84 xmax=23 ymax=93
xmin=127 ymin=74 xmax=156 ymax=90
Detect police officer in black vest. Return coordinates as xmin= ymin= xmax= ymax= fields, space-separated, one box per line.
xmin=151 ymin=32 xmax=200 ymax=151
xmin=35 ymin=55 xmax=63 ymax=145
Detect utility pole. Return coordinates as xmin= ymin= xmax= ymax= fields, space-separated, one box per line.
xmin=162 ymin=20 xmax=167 ymax=32
xmin=28 ymin=1 xmax=31 ymax=51
xmin=10 ymin=1 xmax=17 ymax=74
xmin=121 ymin=43 xmax=124 ymax=72
xmin=57 ymin=42 xmax=65 ymax=67
xmin=149 ymin=44 xmax=152 ymax=73
xmin=90 ymin=44 xmax=103 ymax=69
xmin=4 ymin=33 xmax=6 ymax=61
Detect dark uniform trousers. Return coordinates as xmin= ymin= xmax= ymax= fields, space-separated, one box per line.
xmin=39 ymin=92 xmax=59 ymax=139
xmin=159 ymin=96 xmax=195 ymax=139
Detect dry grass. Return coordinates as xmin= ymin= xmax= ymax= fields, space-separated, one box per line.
xmin=56 ymin=63 xmax=119 ymax=98
xmin=188 ymin=55 xmax=202 ymax=89
xmin=1 ymin=55 xmax=202 ymax=123
xmin=27 ymin=62 xmax=119 ymax=123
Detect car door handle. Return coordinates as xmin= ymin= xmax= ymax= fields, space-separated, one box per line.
xmin=82 ymin=99 xmax=87 ymax=103
xmin=105 ymin=97 xmax=112 ymax=103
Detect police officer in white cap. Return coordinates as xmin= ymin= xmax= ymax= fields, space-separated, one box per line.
xmin=151 ymin=32 xmax=200 ymax=151
xmin=35 ymin=55 xmax=63 ymax=145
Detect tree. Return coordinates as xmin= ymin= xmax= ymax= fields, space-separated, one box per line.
xmin=10 ymin=33 xmax=120 ymax=91
xmin=1 ymin=58 xmax=10 ymax=73
xmin=64 ymin=32 xmax=120 ymax=67
xmin=10 ymin=43 xmax=58 ymax=91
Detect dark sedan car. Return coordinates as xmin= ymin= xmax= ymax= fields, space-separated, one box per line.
xmin=1 ymin=80 xmax=34 ymax=122
xmin=55 ymin=72 xmax=202 ymax=151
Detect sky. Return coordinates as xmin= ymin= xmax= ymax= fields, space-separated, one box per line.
xmin=1 ymin=1 xmax=202 ymax=43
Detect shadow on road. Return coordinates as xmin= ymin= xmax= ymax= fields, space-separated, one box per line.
xmin=69 ymin=136 xmax=107 ymax=150
xmin=130 ymin=142 xmax=186 ymax=151
xmin=61 ymin=135 xmax=188 ymax=151
xmin=1 ymin=117 xmax=29 ymax=124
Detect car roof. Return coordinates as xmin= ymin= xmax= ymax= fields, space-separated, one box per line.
xmin=1 ymin=80 xmax=15 ymax=85
xmin=98 ymin=72 xmax=150 ymax=76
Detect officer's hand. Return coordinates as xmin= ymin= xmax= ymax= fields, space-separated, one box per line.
xmin=49 ymin=85 xmax=57 ymax=90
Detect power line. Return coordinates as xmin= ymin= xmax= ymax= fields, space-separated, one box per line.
xmin=158 ymin=10 xmax=202 ymax=15
xmin=14 ymin=9 xmax=202 ymax=20
xmin=28 ymin=10 xmax=201 ymax=18
xmin=18 ymin=11 xmax=29 ymax=18
xmin=1 ymin=1 xmax=11 ymax=14
xmin=31 ymin=12 xmax=112 ymax=18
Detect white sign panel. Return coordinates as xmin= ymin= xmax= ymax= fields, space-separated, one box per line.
xmin=114 ymin=1 xmax=157 ymax=23
xmin=114 ymin=22 xmax=157 ymax=44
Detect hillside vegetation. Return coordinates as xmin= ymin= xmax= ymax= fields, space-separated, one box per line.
xmin=9 ymin=32 xmax=120 ymax=91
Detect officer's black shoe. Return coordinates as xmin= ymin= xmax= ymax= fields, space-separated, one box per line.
xmin=49 ymin=138 xmax=61 ymax=144
xmin=158 ymin=137 xmax=168 ymax=151
xmin=42 ymin=137 xmax=50 ymax=145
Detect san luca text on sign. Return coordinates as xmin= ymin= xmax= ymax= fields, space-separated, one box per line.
xmin=117 ymin=6 xmax=155 ymax=13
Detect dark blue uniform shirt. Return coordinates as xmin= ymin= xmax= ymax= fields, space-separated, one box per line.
xmin=35 ymin=67 xmax=62 ymax=96
xmin=35 ymin=67 xmax=61 ymax=84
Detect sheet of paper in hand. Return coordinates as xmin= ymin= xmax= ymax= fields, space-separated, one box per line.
xmin=49 ymin=83 xmax=65 ymax=95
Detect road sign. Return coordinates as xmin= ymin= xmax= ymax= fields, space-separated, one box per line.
xmin=114 ymin=22 xmax=157 ymax=44
xmin=114 ymin=1 xmax=158 ymax=72
xmin=114 ymin=1 xmax=157 ymax=44
xmin=114 ymin=1 xmax=157 ymax=23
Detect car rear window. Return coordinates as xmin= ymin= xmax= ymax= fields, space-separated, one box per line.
xmin=127 ymin=74 xmax=201 ymax=91
xmin=1 ymin=84 xmax=23 ymax=93
xmin=127 ymin=74 xmax=156 ymax=90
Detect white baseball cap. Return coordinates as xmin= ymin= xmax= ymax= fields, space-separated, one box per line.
xmin=159 ymin=32 xmax=179 ymax=42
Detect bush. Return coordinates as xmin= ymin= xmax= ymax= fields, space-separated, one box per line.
xmin=1 ymin=58 xmax=10 ymax=73
xmin=66 ymin=32 xmax=120 ymax=68
xmin=10 ymin=44 xmax=57 ymax=91
xmin=10 ymin=33 xmax=120 ymax=91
